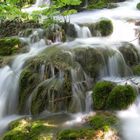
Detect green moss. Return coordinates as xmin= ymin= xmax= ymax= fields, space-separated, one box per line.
xmin=119 ymin=43 xmax=140 ymax=66
xmin=137 ymin=3 xmax=140 ymax=10
xmin=92 ymin=81 xmax=115 ymax=110
xmin=57 ymin=129 xmax=94 ymax=140
xmin=88 ymin=113 xmax=119 ymax=131
xmin=3 ymin=119 xmax=54 ymax=140
xmin=107 ymin=85 xmax=137 ymax=110
xmin=0 ymin=37 xmax=25 ymax=56
xmin=132 ymin=64 xmax=140 ymax=76
xmin=87 ymin=0 xmax=119 ymax=10
xmin=96 ymin=19 xmax=113 ymax=36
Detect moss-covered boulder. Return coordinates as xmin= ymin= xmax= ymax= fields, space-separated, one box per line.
xmin=132 ymin=64 xmax=140 ymax=76
xmin=119 ymin=42 xmax=140 ymax=66
xmin=88 ymin=113 xmax=119 ymax=131
xmin=137 ymin=3 xmax=140 ymax=10
xmin=74 ymin=47 xmax=105 ymax=79
xmin=57 ymin=128 xmax=95 ymax=140
xmin=57 ymin=113 xmax=120 ymax=140
xmin=92 ymin=81 xmax=115 ymax=110
xmin=107 ymin=85 xmax=137 ymax=110
xmin=92 ymin=81 xmax=137 ymax=110
xmin=2 ymin=119 xmax=54 ymax=140
xmin=88 ymin=0 xmax=118 ymax=10
xmin=0 ymin=37 xmax=26 ymax=56
xmin=19 ymin=47 xmax=76 ymax=114
xmin=85 ymin=19 xmax=113 ymax=36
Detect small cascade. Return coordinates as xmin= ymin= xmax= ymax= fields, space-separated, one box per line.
xmin=85 ymin=91 xmax=93 ymax=113
xmin=35 ymin=0 xmax=50 ymax=7
xmin=74 ymin=24 xmax=92 ymax=38
xmin=0 ymin=32 xmax=47 ymax=134
xmin=100 ymin=48 xmax=132 ymax=78
xmin=70 ymin=66 xmax=92 ymax=112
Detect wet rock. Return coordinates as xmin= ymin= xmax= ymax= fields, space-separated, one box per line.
xmin=2 ymin=118 xmax=54 ymax=140
xmin=0 ymin=37 xmax=27 ymax=56
xmin=119 ymin=42 xmax=140 ymax=66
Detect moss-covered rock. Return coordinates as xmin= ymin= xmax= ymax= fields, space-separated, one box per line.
xmin=57 ymin=113 xmax=120 ymax=140
xmin=107 ymin=85 xmax=137 ymax=110
xmin=57 ymin=128 xmax=95 ymax=140
xmin=85 ymin=19 xmax=113 ymax=36
xmin=137 ymin=3 xmax=140 ymax=10
xmin=92 ymin=81 xmax=115 ymax=110
xmin=74 ymin=47 xmax=105 ymax=79
xmin=119 ymin=42 xmax=140 ymax=66
xmin=132 ymin=64 xmax=140 ymax=76
xmin=0 ymin=37 xmax=26 ymax=56
xmin=88 ymin=113 xmax=119 ymax=131
xmin=92 ymin=81 xmax=137 ymax=110
xmin=3 ymin=119 xmax=54 ymax=140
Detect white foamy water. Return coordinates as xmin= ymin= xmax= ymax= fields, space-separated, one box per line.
xmin=0 ymin=34 xmax=47 ymax=134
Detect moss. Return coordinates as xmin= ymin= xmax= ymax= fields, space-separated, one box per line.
xmin=96 ymin=19 xmax=113 ymax=36
xmin=74 ymin=47 xmax=105 ymax=79
xmin=19 ymin=68 xmax=40 ymax=113
xmin=107 ymin=85 xmax=137 ymax=110
xmin=137 ymin=3 xmax=140 ymax=10
xmin=132 ymin=64 xmax=140 ymax=76
xmin=119 ymin=42 xmax=140 ymax=66
xmin=3 ymin=119 xmax=54 ymax=140
xmin=0 ymin=37 xmax=25 ymax=56
xmin=87 ymin=0 xmax=119 ymax=10
xmin=57 ymin=129 xmax=95 ymax=140
xmin=92 ymin=81 xmax=115 ymax=110
xmin=88 ymin=113 xmax=119 ymax=131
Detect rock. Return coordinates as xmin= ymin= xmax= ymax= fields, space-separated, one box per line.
xmin=0 ymin=37 xmax=27 ymax=56
xmin=106 ymin=85 xmax=137 ymax=110
xmin=82 ymin=19 xmax=113 ymax=36
xmin=92 ymin=81 xmax=137 ymax=110
xmin=136 ymin=3 xmax=140 ymax=10
xmin=119 ymin=42 xmax=140 ymax=66
xmin=2 ymin=118 xmax=54 ymax=140
xmin=92 ymin=81 xmax=116 ymax=110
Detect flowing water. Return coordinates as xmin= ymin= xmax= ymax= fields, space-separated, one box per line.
xmin=0 ymin=31 xmax=47 ymax=134
xmin=1 ymin=0 xmax=140 ymax=139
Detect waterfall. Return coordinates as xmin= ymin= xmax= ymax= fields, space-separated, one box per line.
xmin=73 ymin=24 xmax=92 ymax=38
xmin=85 ymin=91 xmax=93 ymax=113
xmin=35 ymin=0 xmax=50 ymax=7
xmin=0 ymin=31 xmax=47 ymax=134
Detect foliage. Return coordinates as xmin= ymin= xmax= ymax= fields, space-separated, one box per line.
xmin=92 ymin=81 xmax=115 ymax=110
xmin=107 ymin=85 xmax=137 ymax=110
